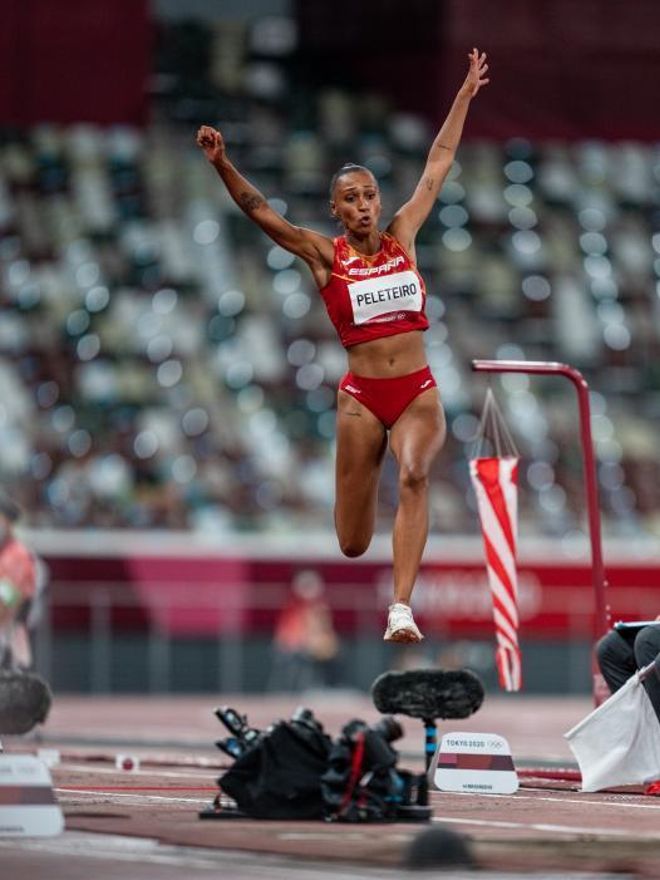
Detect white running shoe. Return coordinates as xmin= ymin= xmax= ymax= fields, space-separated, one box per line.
xmin=384 ymin=603 xmax=424 ymax=643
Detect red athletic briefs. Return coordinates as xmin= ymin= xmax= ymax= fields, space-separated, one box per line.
xmin=339 ymin=365 xmax=437 ymax=429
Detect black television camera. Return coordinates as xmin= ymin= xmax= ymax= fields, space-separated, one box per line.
xmin=213 ymin=704 xmax=327 ymax=761
xmin=321 ymin=715 xmax=430 ymax=822
xmin=205 ymin=704 xmax=332 ymax=821
xmin=203 ymin=706 xmax=429 ymax=823
xmin=214 ymin=706 xmax=261 ymax=760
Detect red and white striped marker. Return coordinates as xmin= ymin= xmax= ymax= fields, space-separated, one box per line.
xmin=469 ymin=455 xmax=522 ymax=691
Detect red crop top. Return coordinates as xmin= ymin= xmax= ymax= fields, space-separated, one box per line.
xmin=319 ymin=232 xmax=429 ymax=349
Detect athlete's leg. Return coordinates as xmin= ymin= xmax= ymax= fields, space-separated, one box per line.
xmin=388 ymin=388 xmax=446 ymax=605
xmin=334 ymin=390 xmax=388 ymax=557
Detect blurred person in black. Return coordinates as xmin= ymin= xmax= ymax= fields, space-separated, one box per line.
xmin=596 ymin=618 xmax=660 ymax=722
xmin=197 ymin=49 xmax=490 ymax=644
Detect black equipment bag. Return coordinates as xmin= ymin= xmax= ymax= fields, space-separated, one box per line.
xmin=219 ymin=719 xmax=331 ymax=819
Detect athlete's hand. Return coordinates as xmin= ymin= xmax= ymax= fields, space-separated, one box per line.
xmin=196 ymin=125 xmax=226 ymax=164
xmin=460 ymin=48 xmax=489 ymax=99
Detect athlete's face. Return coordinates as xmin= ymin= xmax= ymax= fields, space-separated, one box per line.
xmin=331 ymin=171 xmax=381 ymax=235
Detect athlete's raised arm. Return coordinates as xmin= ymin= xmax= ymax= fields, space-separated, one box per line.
xmin=196 ymin=125 xmax=334 ymax=286
xmin=388 ymin=49 xmax=489 ymax=257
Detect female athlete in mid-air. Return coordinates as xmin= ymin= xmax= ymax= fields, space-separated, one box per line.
xmin=197 ymin=49 xmax=489 ymax=642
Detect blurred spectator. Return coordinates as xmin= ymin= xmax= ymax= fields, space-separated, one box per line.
xmin=0 ymin=493 xmax=37 ymax=669
xmin=269 ymin=569 xmax=339 ymax=691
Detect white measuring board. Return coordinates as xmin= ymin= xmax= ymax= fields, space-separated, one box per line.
xmin=0 ymin=754 xmax=64 ymax=836
xmin=432 ymin=731 xmax=519 ymax=795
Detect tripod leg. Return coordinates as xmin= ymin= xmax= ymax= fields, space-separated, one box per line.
xmin=424 ymin=719 xmax=437 ymax=771
xmin=414 ymin=718 xmax=437 ymax=808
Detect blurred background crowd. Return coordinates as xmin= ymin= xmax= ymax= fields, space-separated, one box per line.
xmin=1 ymin=0 xmax=660 ymax=544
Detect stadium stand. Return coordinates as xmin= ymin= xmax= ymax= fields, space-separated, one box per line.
xmin=1 ymin=18 xmax=659 ymax=540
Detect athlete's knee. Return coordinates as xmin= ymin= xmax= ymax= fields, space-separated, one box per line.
xmin=338 ymin=536 xmax=370 ymax=558
xmin=334 ymin=511 xmax=370 ymax=557
xmin=398 ymin=463 xmax=430 ymax=495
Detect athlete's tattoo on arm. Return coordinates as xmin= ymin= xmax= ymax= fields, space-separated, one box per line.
xmin=433 ymin=143 xmax=452 ymax=153
xmin=425 ymin=177 xmax=434 ymax=191
xmin=239 ymin=191 xmax=266 ymax=213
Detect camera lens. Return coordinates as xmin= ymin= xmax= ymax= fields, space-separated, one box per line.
xmin=371 ymin=715 xmax=403 ymax=743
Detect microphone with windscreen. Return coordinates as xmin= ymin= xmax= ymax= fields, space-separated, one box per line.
xmin=372 ymin=669 xmax=484 ymax=721
xmin=0 ymin=670 xmax=52 ymax=735
xmin=371 ymin=669 xmax=485 ymax=775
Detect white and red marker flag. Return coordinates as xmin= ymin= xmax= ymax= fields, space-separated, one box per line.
xmin=469 ymin=455 xmax=522 ymax=691
xmin=565 ymin=663 xmax=660 ymax=791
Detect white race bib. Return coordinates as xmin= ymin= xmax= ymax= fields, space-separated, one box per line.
xmin=348 ymin=270 xmax=423 ymax=325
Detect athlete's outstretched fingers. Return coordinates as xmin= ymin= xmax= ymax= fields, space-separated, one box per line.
xmin=334 ymin=391 xmax=387 ymax=557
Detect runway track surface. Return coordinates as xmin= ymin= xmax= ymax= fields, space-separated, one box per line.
xmin=2 ymin=692 xmax=659 ymax=878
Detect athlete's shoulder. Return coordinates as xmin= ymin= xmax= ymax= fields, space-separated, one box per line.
xmin=333 ymin=235 xmax=359 ymax=266
xmin=381 ymin=230 xmax=398 ymax=245
xmin=381 ymin=229 xmax=416 ymax=267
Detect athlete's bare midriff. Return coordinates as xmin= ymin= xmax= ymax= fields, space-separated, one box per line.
xmin=346 ymin=330 xmax=428 ymax=379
